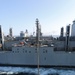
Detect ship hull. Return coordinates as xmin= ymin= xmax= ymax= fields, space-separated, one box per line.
xmin=0 ymin=46 xmax=75 ymax=68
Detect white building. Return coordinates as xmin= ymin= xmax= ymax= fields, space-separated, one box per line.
xmin=71 ymin=20 xmax=75 ymax=36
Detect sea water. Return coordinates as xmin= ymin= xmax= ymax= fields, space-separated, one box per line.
xmin=0 ymin=67 xmax=75 ymax=75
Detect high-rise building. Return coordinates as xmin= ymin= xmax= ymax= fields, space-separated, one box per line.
xmin=71 ymin=20 xmax=75 ymax=36
xmin=9 ymin=28 xmax=13 ymax=37
xmin=25 ymin=29 xmax=28 ymax=37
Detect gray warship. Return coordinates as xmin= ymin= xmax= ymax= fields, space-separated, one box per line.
xmin=0 ymin=19 xmax=75 ymax=67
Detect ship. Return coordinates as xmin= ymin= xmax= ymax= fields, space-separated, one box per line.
xmin=0 ymin=19 xmax=75 ymax=68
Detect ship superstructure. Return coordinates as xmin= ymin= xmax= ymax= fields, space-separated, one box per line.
xmin=0 ymin=19 xmax=75 ymax=67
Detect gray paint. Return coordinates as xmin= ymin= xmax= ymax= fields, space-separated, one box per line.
xmin=0 ymin=46 xmax=75 ymax=66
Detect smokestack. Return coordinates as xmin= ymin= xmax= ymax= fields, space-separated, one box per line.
xmin=60 ymin=27 xmax=64 ymax=37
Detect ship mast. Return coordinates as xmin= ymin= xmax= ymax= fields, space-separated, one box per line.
xmin=36 ymin=18 xmax=40 ymax=75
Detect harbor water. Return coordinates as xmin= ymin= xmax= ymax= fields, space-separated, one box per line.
xmin=0 ymin=67 xmax=75 ymax=75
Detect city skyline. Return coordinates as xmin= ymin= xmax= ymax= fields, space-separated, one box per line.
xmin=0 ymin=0 xmax=75 ymax=36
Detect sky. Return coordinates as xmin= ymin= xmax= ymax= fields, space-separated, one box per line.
xmin=0 ymin=0 xmax=75 ymax=36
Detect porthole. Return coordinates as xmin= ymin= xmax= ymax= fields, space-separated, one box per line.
xmin=25 ymin=50 xmax=27 ymax=53
xmin=46 ymin=50 xmax=47 ymax=53
xmin=29 ymin=51 xmax=31 ymax=53
xmin=12 ymin=51 xmax=14 ymax=53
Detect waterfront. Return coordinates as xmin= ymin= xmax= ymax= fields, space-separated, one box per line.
xmin=0 ymin=67 xmax=75 ymax=75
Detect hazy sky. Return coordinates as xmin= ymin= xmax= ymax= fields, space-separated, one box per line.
xmin=0 ymin=0 xmax=75 ymax=36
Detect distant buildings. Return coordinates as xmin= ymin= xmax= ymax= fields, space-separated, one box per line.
xmin=9 ymin=28 xmax=13 ymax=37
